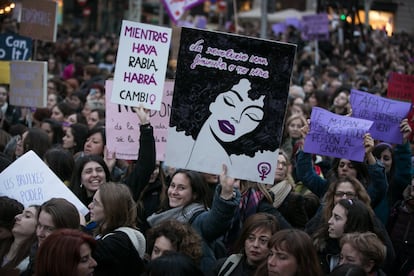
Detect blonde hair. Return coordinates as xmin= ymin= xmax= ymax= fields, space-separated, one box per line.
xmin=340 ymin=232 xmax=386 ymax=271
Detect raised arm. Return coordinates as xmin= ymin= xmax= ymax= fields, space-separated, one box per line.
xmin=125 ymin=106 xmax=156 ymax=201
xmin=391 ymin=119 xmax=412 ymax=201
xmin=364 ymin=133 xmax=388 ymax=208
xmin=193 ymin=165 xmax=241 ymax=242
xmin=295 ymin=120 xmax=329 ymax=198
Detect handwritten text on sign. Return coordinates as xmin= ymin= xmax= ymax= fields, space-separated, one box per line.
xmin=19 ymin=0 xmax=58 ymax=42
xmin=304 ymin=107 xmax=373 ymax=162
xmin=188 ymin=39 xmax=270 ymax=79
xmin=106 ymin=80 xmax=173 ymax=161
xmin=111 ymin=21 xmax=171 ymax=110
xmin=350 ymin=89 xmax=411 ymax=144
xmin=0 ymin=151 xmax=88 ymax=215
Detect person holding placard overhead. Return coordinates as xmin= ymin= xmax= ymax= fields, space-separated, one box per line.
xmin=295 ymin=119 xmax=388 ymax=222
xmin=372 ymin=119 xmax=412 ymax=215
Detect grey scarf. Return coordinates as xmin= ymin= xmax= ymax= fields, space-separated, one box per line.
xmin=147 ymin=203 xmax=206 ymax=227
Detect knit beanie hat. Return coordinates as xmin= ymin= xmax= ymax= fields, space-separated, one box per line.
xmin=0 ymin=196 xmax=24 ymax=231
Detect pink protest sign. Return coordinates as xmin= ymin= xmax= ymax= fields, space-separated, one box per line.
xmin=350 ymin=89 xmax=411 ymax=144
xmin=304 ymin=107 xmax=373 ymax=162
xmin=106 ymin=80 xmax=172 ymax=161
xmin=161 ymin=0 xmax=205 ymax=24
xmin=149 ymin=80 xmax=173 ymax=161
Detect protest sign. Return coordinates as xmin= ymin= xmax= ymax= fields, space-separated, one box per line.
xmin=166 ymin=27 xmax=296 ymax=184
xmin=19 ymin=0 xmax=58 ymax=42
xmin=387 ymin=72 xmax=414 ymax=136
xmin=304 ymin=107 xmax=373 ymax=162
xmin=161 ymin=0 xmax=205 ymax=24
xmin=301 ymin=13 xmax=329 ymax=41
xmin=9 ymin=61 xmax=47 ymax=108
xmin=0 ymin=61 xmax=10 ymax=83
xmin=272 ymin=23 xmax=286 ymax=35
xmin=350 ymin=89 xmax=411 ymax=144
xmin=0 ymin=33 xmax=32 ymax=61
xmin=106 ymin=79 xmax=173 ymax=161
xmin=387 ymin=72 xmax=414 ymax=101
xmin=285 ymin=17 xmax=301 ymax=30
xmin=111 ymin=21 xmax=171 ymax=110
xmin=0 ymin=151 xmax=88 ymax=216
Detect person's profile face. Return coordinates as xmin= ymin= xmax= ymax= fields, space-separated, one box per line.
xmin=0 ymin=87 xmax=8 ymax=106
xmin=274 ymin=153 xmax=288 ymax=183
xmin=47 ymin=94 xmax=58 ymax=110
xmin=51 ymin=106 xmax=65 ymax=122
xmin=208 ymin=78 xmax=265 ymax=142
xmin=77 ymin=243 xmax=97 ymax=276
xmin=328 ymin=204 xmax=347 ymax=239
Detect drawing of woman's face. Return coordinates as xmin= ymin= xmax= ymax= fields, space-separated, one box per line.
xmin=208 ymin=78 xmax=265 ymax=142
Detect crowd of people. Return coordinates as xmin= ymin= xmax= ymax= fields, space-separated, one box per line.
xmin=0 ymin=11 xmax=414 ymax=276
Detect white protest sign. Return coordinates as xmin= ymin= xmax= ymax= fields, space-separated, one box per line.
xmin=0 ymin=151 xmax=88 ymax=215
xmin=165 ymin=28 xmax=296 ymax=184
xmin=111 ymin=20 xmax=172 ymax=110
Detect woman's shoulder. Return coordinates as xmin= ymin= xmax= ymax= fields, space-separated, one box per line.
xmin=97 ymin=228 xmax=145 ymax=258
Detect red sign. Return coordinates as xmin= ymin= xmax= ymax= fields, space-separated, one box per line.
xmin=387 ymin=72 xmax=414 ymax=101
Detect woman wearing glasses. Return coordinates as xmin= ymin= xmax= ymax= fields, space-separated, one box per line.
xmin=213 ymin=213 xmax=279 ymax=276
xmin=306 ymin=177 xmax=394 ymax=273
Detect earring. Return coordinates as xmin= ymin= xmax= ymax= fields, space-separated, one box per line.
xmin=80 ymin=183 xmax=83 ymax=188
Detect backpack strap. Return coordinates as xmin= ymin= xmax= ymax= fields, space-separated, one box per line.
xmin=102 ymin=227 xmax=146 ymax=259
xmin=188 ymin=209 xmax=205 ymax=225
xmin=218 ymin=254 xmax=243 ymax=276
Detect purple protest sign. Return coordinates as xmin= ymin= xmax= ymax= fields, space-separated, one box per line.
xmin=304 ymin=107 xmax=373 ymax=162
xmin=350 ymin=89 xmax=411 ymax=144
xmin=106 ymin=80 xmax=172 ymax=161
xmin=285 ymin=18 xmax=301 ymax=30
xmin=301 ymin=13 xmax=329 ymax=41
xmin=272 ymin=23 xmax=286 ymax=35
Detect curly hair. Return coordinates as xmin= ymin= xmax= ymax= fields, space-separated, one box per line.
xmin=146 ymin=219 xmax=202 ymax=264
xmin=171 ymin=29 xmax=295 ymax=157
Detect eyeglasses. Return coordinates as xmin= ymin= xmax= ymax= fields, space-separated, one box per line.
xmin=335 ymin=191 xmax=356 ymax=198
